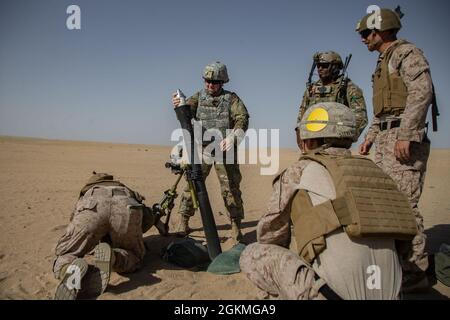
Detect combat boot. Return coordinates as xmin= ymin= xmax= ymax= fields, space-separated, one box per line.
xmin=94 ymin=242 xmax=115 ymax=294
xmin=54 ymin=258 xmax=89 ymax=300
xmin=231 ymin=218 xmax=243 ymax=243
xmin=175 ymin=215 xmax=191 ymax=237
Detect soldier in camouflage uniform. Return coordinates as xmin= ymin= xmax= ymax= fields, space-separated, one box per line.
xmin=240 ymin=103 xmax=407 ymax=300
xmin=171 ymin=61 xmax=249 ymax=242
xmin=356 ymin=8 xmax=434 ymax=292
xmin=53 ymin=172 xmax=161 ymax=300
xmin=296 ymin=51 xmax=368 ymax=148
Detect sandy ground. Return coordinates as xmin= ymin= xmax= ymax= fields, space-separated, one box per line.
xmin=0 ymin=135 xmax=449 ymax=300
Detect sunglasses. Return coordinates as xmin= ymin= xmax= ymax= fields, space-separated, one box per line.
xmin=317 ymin=63 xmax=330 ymax=69
xmin=359 ymin=29 xmax=374 ymax=39
xmin=204 ymin=79 xmax=223 ymax=85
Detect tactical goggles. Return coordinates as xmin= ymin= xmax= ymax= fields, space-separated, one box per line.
xmin=359 ymin=29 xmax=374 ymax=39
xmin=204 ymin=79 xmax=223 ymax=85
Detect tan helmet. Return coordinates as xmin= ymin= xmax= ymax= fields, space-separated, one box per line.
xmin=297 ymin=102 xmax=356 ymax=141
xmin=313 ymin=51 xmax=343 ymax=69
xmin=356 ymin=8 xmax=402 ymax=33
xmin=86 ymin=171 xmax=114 ymax=185
xmin=202 ymin=61 xmax=229 ymax=83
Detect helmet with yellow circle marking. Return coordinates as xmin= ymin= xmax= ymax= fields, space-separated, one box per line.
xmin=297 ymin=102 xmax=356 ymax=141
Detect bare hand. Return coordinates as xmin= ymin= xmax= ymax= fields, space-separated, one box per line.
xmin=359 ymin=140 xmax=373 ymax=155
xmin=394 ymin=140 xmax=411 ymax=162
xmin=172 ymin=92 xmax=180 ymax=108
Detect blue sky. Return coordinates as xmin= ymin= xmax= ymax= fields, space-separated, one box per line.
xmin=1 ymin=0 xmax=449 ymax=148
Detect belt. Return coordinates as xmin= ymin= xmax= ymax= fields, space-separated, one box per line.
xmin=379 ymin=119 xmax=401 ymax=131
xmin=314 ymin=274 xmax=342 ymax=300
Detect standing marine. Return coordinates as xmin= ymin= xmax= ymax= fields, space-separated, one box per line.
xmin=356 ymin=7 xmax=438 ymax=292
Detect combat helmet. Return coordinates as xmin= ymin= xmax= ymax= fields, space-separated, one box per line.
xmin=356 ymin=8 xmax=402 ymax=33
xmin=79 ymin=171 xmax=117 ymax=197
xmin=297 ymin=102 xmax=356 ymax=141
xmin=313 ymin=51 xmax=343 ymax=69
xmin=203 ymin=61 xmax=229 ymax=83
xmin=85 ymin=171 xmax=114 ymax=185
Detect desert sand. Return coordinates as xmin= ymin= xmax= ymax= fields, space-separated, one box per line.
xmin=0 ymin=135 xmax=449 ymax=300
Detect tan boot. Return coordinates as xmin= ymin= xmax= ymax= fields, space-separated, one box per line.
xmin=175 ymin=215 xmax=191 ymax=237
xmin=54 ymin=258 xmax=89 ymax=300
xmin=231 ymin=218 xmax=243 ymax=243
xmin=94 ymin=242 xmax=114 ymax=294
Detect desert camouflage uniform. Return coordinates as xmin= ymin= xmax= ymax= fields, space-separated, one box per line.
xmin=365 ymin=40 xmax=433 ymax=273
xmin=178 ymin=88 xmax=249 ymax=220
xmin=240 ymin=147 xmax=402 ymax=300
xmin=53 ymin=184 xmax=146 ymax=278
xmin=297 ymin=76 xmax=368 ymax=140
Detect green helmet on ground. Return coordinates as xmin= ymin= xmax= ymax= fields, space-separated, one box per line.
xmin=298 ymin=102 xmax=356 ymax=141
xmin=356 ymin=8 xmax=402 ymax=33
xmin=203 ymin=61 xmax=229 ymax=83
xmin=313 ymin=51 xmax=343 ymax=69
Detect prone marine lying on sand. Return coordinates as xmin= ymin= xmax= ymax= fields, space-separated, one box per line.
xmin=53 ymin=171 xmax=164 ymax=300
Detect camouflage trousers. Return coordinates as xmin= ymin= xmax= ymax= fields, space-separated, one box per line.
xmin=240 ymin=243 xmax=326 ymax=300
xmin=374 ymin=128 xmax=431 ymax=273
xmin=53 ymin=186 xmax=146 ymax=278
xmin=178 ymin=162 xmax=244 ymax=220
